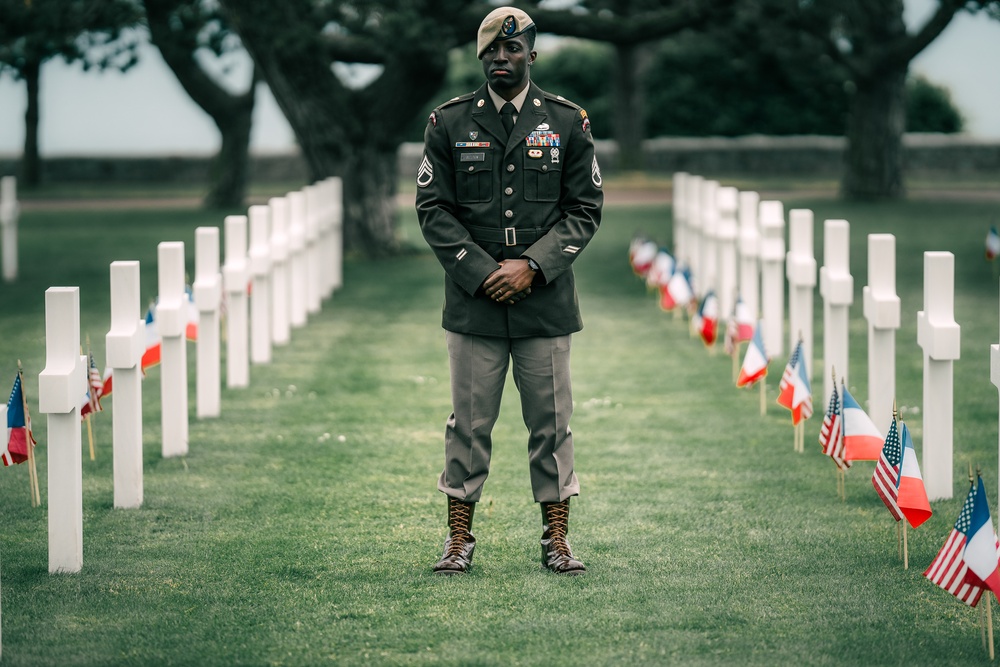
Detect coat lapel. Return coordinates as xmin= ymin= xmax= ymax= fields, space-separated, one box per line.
xmin=470 ymin=82 xmax=550 ymax=156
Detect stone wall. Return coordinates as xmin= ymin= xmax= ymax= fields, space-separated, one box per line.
xmin=2 ymin=134 xmax=998 ymax=184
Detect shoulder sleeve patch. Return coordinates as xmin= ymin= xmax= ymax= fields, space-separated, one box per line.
xmin=580 ymin=109 xmax=591 ymax=134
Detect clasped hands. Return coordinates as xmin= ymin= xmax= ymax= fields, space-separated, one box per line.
xmin=483 ymin=258 xmax=536 ymax=305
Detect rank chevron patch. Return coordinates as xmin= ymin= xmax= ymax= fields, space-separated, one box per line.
xmin=416 ymin=154 xmax=434 ymax=188
xmin=591 ymin=156 xmax=603 ymax=188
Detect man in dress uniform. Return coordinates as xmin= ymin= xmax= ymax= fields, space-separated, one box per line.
xmin=415 ymin=6 xmax=603 ymax=576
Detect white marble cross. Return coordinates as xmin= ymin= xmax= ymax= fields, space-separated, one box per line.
xmin=737 ymin=191 xmax=761 ymax=321
xmin=0 ymin=176 xmax=19 ymax=283
xmin=248 ymin=205 xmax=273 ymax=365
xmin=862 ymin=234 xmax=901 ymax=435
xmin=819 ymin=220 xmax=853 ymax=407
xmin=106 ymin=261 xmax=145 ymax=508
xmin=786 ymin=209 xmax=817 ymax=381
xmin=918 ymin=251 xmax=960 ymax=501
xmin=157 ymin=242 xmax=189 ymax=457
xmin=758 ymin=201 xmax=786 ymax=359
xmin=194 ymin=227 xmax=222 ymax=418
xmin=223 ymin=215 xmax=250 ymax=388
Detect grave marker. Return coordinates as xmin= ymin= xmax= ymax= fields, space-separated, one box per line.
xmin=223 ymin=216 xmax=249 ymax=388
xmin=787 ymin=209 xmax=817 ymax=380
xmin=157 ymin=242 xmax=189 ymax=457
xmin=248 ymin=205 xmax=273 ymax=364
xmin=758 ymin=201 xmax=786 ymax=360
xmin=820 ymin=219 xmax=852 ymax=407
xmin=863 ymin=234 xmax=900 ymax=435
xmin=194 ymin=227 xmax=221 ymax=418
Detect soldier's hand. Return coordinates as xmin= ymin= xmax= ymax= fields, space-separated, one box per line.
xmin=484 ymin=259 xmax=536 ymax=305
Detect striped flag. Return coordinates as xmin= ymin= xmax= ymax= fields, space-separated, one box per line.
xmin=925 ymin=481 xmax=986 ymax=606
xmin=818 ymin=379 xmax=850 ymax=470
xmin=776 ymin=340 xmax=802 ymax=411
xmin=724 ymin=296 xmax=754 ymax=356
xmin=695 ymin=290 xmax=719 ymax=347
xmin=646 ymin=249 xmax=675 ymax=291
xmin=896 ymin=423 xmax=932 ymax=528
xmin=80 ymin=350 xmax=104 ymax=419
xmin=777 ymin=339 xmax=811 ymax=425
xmin=736 ymin=323 xmax=768 ymax=388
xmin=842 ymin=386 xmax=883 ymax=461
xmin=987 ymin=225 xmax=1000 ymax=261
xmin=965 ymin=476 xmax=1000 ymax=598
xmin=660 ymin=268 xmax=692 ymax=312
xmin=871 ymin=414 xmax=902 ymax=521
xmin=4 ymin=373 xmax=36 ymax=467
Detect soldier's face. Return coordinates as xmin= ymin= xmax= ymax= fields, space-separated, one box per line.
xmin=481 ymin=34 xmax=535 ymax=98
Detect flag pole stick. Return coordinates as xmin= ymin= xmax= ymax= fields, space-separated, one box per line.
xmin=981 ymin=599 xmax=988 ymax=653
xmin=896 ymin=522 xmax=901 ymax=560
xmin=18 ymin=362 xmax=40 ymax=507
xmin=732 ymin=343 xmax=739 ymax=383
xmin=902 ymin=521 xmax=908 ymax=570
xmin=988 ymin=592 xmax=995 ymax=660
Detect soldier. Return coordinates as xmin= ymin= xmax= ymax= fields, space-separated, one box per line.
xmin=415 ymin=6 xmax=603 ymax=575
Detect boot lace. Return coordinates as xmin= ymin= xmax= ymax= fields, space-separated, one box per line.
xmin=545 ymin=502 xmax=572 ymax=557
xmin=445 ymin=502 xmax=472 ymax=558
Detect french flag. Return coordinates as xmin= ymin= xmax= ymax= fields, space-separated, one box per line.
xmin=841 ymin=386 xmax=883 ymax=461
xmin=630 ymin=239 xmax=657 ymax=278
xmin=696 ymin=290 xmax=719 ymax=347
xmin=660 ymin=268 xmax=692 ymax=312
xmin=896 ymin=423 xmax=932 ymax=528
xmin=141 ymin=305 xmax=162 ymax=371
xmin=965 ymin=476 xmax=1000 ymax=598
xmin=736 ymin=323 xmax=768 ymax=388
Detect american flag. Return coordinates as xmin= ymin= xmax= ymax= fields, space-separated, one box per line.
xmin=924 ymin=482 xmax=985 ymax=606
xmin=871 ymin=415 xmax=902 ymax=521
xmin=776 ymin=341 xmax=802 ymax=411
xmin=818 ymin=380 xmax=850 ymax=470
xmin=81 ymin=351 xmax=103 ymax=419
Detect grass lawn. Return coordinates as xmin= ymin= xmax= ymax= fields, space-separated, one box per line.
xmin=0 ymin=177 xmax=999 ymax=665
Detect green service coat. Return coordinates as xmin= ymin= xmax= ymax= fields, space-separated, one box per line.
xmin=415 ymin=81 xmax=604 ymax=338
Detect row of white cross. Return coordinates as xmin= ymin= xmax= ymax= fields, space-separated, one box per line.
xmin=0 ymin=176 xmax=18 ymax=283
xmin=21 ymin=177 xmax=343 ymax=574
xmin=671 ymin=172 xmax=962 ymax=505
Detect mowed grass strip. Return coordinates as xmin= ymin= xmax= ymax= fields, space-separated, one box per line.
xmin=0 ymin=184 xmax=997 ymax=665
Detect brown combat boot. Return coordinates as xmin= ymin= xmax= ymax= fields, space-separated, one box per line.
xmin=433 ymin=497 xmax=476 ymax=575
xmin=540 ymin=499 xmax=586 ymax=575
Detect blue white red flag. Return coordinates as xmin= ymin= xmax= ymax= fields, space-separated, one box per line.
xmin=630 ymin=238 xmax=657 ymax=278
xmin=646 ymin=249 xmax=675 ymax=290
xmin=695 ymin=290 xmax=719 ymax=347
xmin=80 ymin=350 xmax=104 ymax=419
xmin=841 ymin=386 xmax=882 ymax=461
xmin=896 ymin=423 xmax=931 ymax=528
xmin=724 ymin=296 xmax=754 ymax=355
xmin=660 ymin=267 xmax=692 ymax=312
xmin=871 ymin=414 xmax=902 ymax=520
xmin=964 ymin=476 xmax=1000 ymax=598
xmin=987 ymin=226 xmax=1000 ymax=261
xmin=818 ymin=378 xmax=850 ymax=470
xmin=736 ymin=323 xmax=768 ymax=388
xmin=925 ymin=481 xmax=987 ymax=606
xmin=142 ymin=304 xmax=161 ymax=371
xmin=777 ymin=339 xmax=811 ymax=424
xmin=4 ymin=373 xmax=35 ymax=467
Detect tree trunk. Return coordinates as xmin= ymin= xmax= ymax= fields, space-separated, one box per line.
xmin=203 ymin=86 xmax=255 ymax=209
xmin=841 ymin=69 xmax=907 ymax=200
xmin=21 ymin=58 xmax=41 ymax=188
xmin=612 ymin=42 xmax=648 ymax=171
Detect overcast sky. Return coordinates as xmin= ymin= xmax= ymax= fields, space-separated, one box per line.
xmin=0 ymin=0 xmax=997 ymax=157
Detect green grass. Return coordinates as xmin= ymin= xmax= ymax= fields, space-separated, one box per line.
xmin=0 ymin=181 xmax=999 ymax=665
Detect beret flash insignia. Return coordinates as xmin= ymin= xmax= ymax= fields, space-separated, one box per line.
xmin=502 ymin=15 xmax=516 ymax=35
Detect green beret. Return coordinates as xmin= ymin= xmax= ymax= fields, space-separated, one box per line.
xmin=477 ymin=7 xmax=534 ymax=59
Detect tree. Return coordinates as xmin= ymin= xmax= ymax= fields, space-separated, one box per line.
xmin=144 ymin=0 xmax=257 ymax=208
xmin=0 ymin=0 xmax=142 ymax=187
xmin=906 ymin=74 xmax=964 ymax=133
xmin=519 ymin=0 xmax=731 ymax=170
xmin=778 ymin=0 xmax=998 ymax=199
xmin=219 ymin=0 xmax=486 ymax=257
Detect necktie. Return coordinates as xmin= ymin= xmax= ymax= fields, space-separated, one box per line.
xmin=500 ymin=102 xmax=516 ymax=139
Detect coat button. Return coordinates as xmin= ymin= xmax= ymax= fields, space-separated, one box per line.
xmin=505 ymin=187 xmax=513 ymax=195
xmin=505 ymin=210 xmax=514 ymax=218
xmin=542 ymin=165 xmax=548 ymax=172
xmin=468 ymin=166 xmax=475 ymax=172
xmin=507 ymin=164 xmax=515 ymax=172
